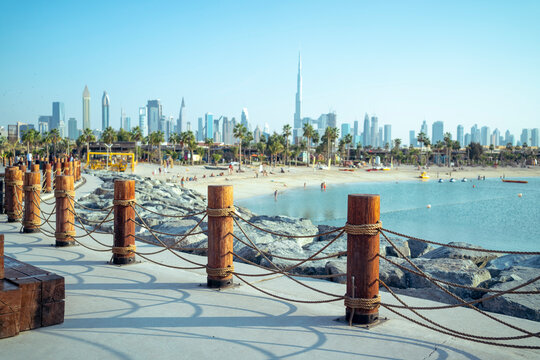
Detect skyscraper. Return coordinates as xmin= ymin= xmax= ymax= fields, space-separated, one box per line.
xmin=241 ymin=108 xmax=249 ymax=129
xmin=432 ymin=121 xmax=444 ymax=144
xmin=68 ymin=118 xmax=78 ymax=140
xmin=480 ymin=126 xmax=491 ymax=146
xmin=421 ymin=120 xmax=429 ymax=138
xmin=51 ymin=102 xmax=64 ymax=131
xmin=383 ymin=124 xmax=392 ymax=147
xmin=294 ymin=53 xmax=302 ymax=130
xmin=147 ymin=100 xmax=162 ymax=134
xmin=409 ymin=130 xmax=417 ymax=147
xmin=370 ymin=115 xmax=378 ymax=148
xmin=492 ymin=128 xmax=500 ymax=147
xmin=531 ymin=128 xmax=539 ymax=147
xmin=353 ymin=120 xmax=359 ymax=137
xmin=197 ymin=117 xmax=204 ymax=141
xmin=38 ymin=116 xmax=50 ymax=135
xmin=139 ymin=107 xmax=147 ymax=137
xmin=341 ymin=123 xmax=350 ymax=139
xmin=363 ymin=114 xmax=370 ymax=147
xmin=82 ymin=85 xmax=91 ymax=130
xmin=205 ymin=113 xmax=214 ymax=140
xmin=102 ymin=91 xmax=110 ymax=130
xmin=327 ymin=112 xmax=337 ymax=128
xmin=520 ymin=128 xmax=532 ymax=146
xmin=457 ymin=125 xmax=464 ymax=147
xmin=177 ymin=97 xmax=185 ymax=134
xmin=471 ymin=124 xmax=480 ymax=143
xmin=120 ymin=108 xmax=126 ymax=130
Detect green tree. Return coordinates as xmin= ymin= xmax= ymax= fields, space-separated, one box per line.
xmin=131 ymin=126 xmax=144 ymax=161
xmin=48 ymin=129 xmax=61 ymax=158
xmin=82 ymin=128 xmax=96 ymax=161
xmin=181 ymin=131 xmax=196 ymax=165
xmin=324 ymin=127 xmax=339 ymax=166
xmin=233 ymin=123 xmax=247 ymax=169
xmin=343 ymin=133 xmax=353 ymax=161
xmin=148 ymin=131 xmax=165 ymax=164
xmin=302 ymin=123 xmax=314 ymax=165
xmin=204 ymin=137 xmax=214 ymax=163
xmin=282 ymin=124 xmax=292 ymax=166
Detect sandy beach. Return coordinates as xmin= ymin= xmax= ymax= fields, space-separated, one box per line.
xmin=130 ymin=162 xmax=540 ymax=200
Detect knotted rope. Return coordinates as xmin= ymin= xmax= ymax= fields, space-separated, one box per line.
xmin=344 ymin=294 xmax=381 ymax=310
xmin=55 ymin=189 xmax=75 ymax=198
xmin=112 ymin=244 xmax=137 ymax=255
xmin=113 ymin=199 xmax=136 ymax=206
xmin=344 ymin=221 xmax=382 ymax=236
xmin=206 ymin=265 xmax=234 ymax=277
xmin=206 ymin=206 xmax=235 ymax=217
xmin=23 ymin=184 xmax=42 ymax=192
xmin=6 ymin=180 xmax=23 ymax=187
xmin=23 ymin=219 xmax=41 ymax=227
xmin=55 ymin=231 xmax=76 ymax=239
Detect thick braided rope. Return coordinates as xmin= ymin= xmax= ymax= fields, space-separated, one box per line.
xmin=55 ymin=190 xmax=75 ymax=198
xmin=6 ymin=180 xmax=23 ymax=186
xmin=55 ymin=231 xmax=77 ymax=239
xmin=112 ymin=244 xmax=136 ymax=255
xmin=23 ymin=220 xmax=41 ymax=227
xmin=206 ymin=265 xmax=234 ymax=277
xmin=23 ymin=184 xmax=42 ymax=191
xmin=344 ymin=294 xmax=381 ymax=310
xmin=344 ymin=221 xmax=382 ymax=236
xmin=113 ymin=199 xmax=136 ymax=206
xmin=206 ymin=206 xmax=235 ymax=217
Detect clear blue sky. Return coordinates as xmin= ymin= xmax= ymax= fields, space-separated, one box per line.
xmin=1 ymin=0 xmax=539 ymax=142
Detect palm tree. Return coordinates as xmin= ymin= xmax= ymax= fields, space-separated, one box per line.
xmin=148 ymin=131 xmax=165 ymax=164
xmin=204 ymin=137 xmax=214 ymax=164
xmin=233 ymin=123 xmax=247 ymax=170
xmin=21 ymin=129 xmax=36 ymax=154
xmin=48 ymin=129 xmax=61 ymax=158
xmin=181 ymin=131 xmax=196 ymax=165
xmin=243 ymin=132 xmax=254 ymax=164
xmin=302 ymin=123 xmax=314 ymax=166
xmin=268 ymin=140 xmax=284 ymax=167
xmin=101 ymin=127 xmax=117 ymax=145
xmin=130 ymin=126 xmax=144 ymax=161
xmin=324 ymin=127 xmax=339 ymax=167
xmin=282 ymin=124 xmax=292 ymax=166
xmin=82 ymin=128 xmax=96 ymax=161
xmin=443 ymin=132 xmax=453 ymax=167
xmin=343 ymin=133 xmax=353 ymax=161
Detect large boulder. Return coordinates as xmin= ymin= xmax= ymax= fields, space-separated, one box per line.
xmin=259 ymin=240 xmax=326 ymax=275
xmin=481 ymin=267 xmax=540 ymax=321
xmin=408 ymin=239 xmax=435 ymax=258
xmin=486 ymin=255 xmax=540 ymax=273
xmin=421 ymin=242 xmax=498 ymax=268
xmin=382 ymin=237 xmax=411 ymax=258
xmin=325 ymin=260 xmax=347 ymax=284
xmin=404 ymin=258 xmax=491 ymax=299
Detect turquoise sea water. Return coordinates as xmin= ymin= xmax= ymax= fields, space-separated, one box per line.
xmin=237 ymin=177 xmax=540 ymax=252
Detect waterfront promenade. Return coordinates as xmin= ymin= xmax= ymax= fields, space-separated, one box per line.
xmin=1 ymin=174 xmax=539 ymax=359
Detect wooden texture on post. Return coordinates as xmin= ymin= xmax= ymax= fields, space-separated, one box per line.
xmin=207 ymin=185 xmax=234 ymax=288
xmin=69 ymin=162 xmax=74 ymax=179
xmin=55 ymin=176 xmax=75 ymax=247
xmin=62 ymin=162 xmax=70 ymax=176
xmin=31 ymin=164 xmax=40 ymax=173
xmin=44 ymin=163 xmax=52 ymax=193
xmin=5 ymin=167 xmax=23 ymax=223
xmin=23 ymin=172 xmax=41 ymax=233
xmin=0 ymin=234 xmax=4 ymax=279
xmin=113 ymin=180 xmax=136 ymax=265
xmin=19 ymin=164 xmax=26 ymax=173
xmin=346 ymin=194 xmax=380 ymax=325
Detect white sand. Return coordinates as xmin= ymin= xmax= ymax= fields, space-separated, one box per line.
xmin=128 ymin=162 xmax=540 ymax=200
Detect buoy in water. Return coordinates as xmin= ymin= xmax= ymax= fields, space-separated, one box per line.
xmin=427 ymin=204 xmax=431 ymax=208
xmin=518 ymin=193 xmax=523 ymax=198
xmin=473 ymin=185 xmax=475 ymax=188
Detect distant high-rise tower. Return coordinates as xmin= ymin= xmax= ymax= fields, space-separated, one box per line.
xmin=82 ymin=85 xmax=91 ymax=130
xmin=457 ymin=125 xmax=464 ymax=147
xmin=102 ymin=91 xmax=110 ymax=130
xmin=363 ymin=114 xmax=370 ymax=147
xmin=139 ymin=107 xmax=148 ymax=137
xmin=147 ymin=100 xmax=162 ymax=134
xmin=421 ymin=120 xmax=428 ymax=139
xmin=294 ymin=53 xmax=302 ymax=130
xmin=383 ymin=124 xmax=392 ymax=147
xmin=68 ymin=118 xmax=78 ymax=140
xmin=241 ymin=108 xmax=249 ymax=129
xmin=51 ymin=102 xmax=65 ymax=131
xmin=432 ymin=121 xmax=444 ymax=144
xmin=370 ymin=115 xmax=379 ymax=148
xmin=177 ymin=97 xmax=185 ymax=134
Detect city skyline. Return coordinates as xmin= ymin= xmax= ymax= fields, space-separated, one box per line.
xmin=1 ymin=2 xmax=539 ymax=141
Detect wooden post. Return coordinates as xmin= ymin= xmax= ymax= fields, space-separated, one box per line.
xmin=207 ymin=185 xmax=234 ymax=288
xmin=31 ymin=164 xmax=40 ymax=173
xmin=346 ymin=194 xmax=380 ymax=325
xmin=0 ymin=234 xmax=4 ymax=279
xmin=113 ymin=180 xmax=136 ymax=265
xmin=69 ymin=162 xmax=74 ymax=179
xmin=75 ymin=160 xmax=80 ymax=181
xmin=62 ymin=162 xmax=70 ymax=176
xmin=23 ymin=171 xmax=41 ymax=233
xmin=55 ymin=176 xmax=75 ymax=247
xmin=5 ymin=167 xmax=23 ymax=223
xmin=44 ymin=163 xmax=52 ymax=193
xmin=19 ymin=164 xmax=26 ymax=173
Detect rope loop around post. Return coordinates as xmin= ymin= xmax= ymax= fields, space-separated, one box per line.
xmin=6 ymin=180 xmax=23 ymax=187
xmin=55 ymin=189 xmax=75 ymax=198
xmin=344 ymin=221 xmax=382 ymax=236
xmin=112 ymin=244 xmax=137 ymax=255
xmin=55 ymin=231 xmax=77 ymax=239
xmin=206 ymin=265 xmax=234 ymax=277
xmin=23 ymin=184 xmax=42 ymax=192
xmin=344 ymin=294 xmax=381 ymax=310
xmin=206 ymin=206 xmax=236 ymax=217
xmin=113 ymin=199 xmax=136 ymax=207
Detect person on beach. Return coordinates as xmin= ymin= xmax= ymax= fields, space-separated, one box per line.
xmin=27 ymin=151 xmax=32 ymax=169
xmin=304 ymin=182 xmax=306 ymax=189
xmin=274 ymin=190 xmax=278 ymax=200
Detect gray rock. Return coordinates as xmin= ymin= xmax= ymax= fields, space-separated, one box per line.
xmin=382 ymin=237 xmax=411 ymax=258
xmin=404 ymin=258 xmax=491 ymax=299
xmin=408 ymin=239 xmax=435 ymax=258
xmin=481 ymin=267 xmax=540 ymax=321
xmin=380 ymin=258 xmax=408 ymax=288
xmin=421 ymin=242 xmax=498 ymax=268
xmin=325 ymin=260 xmax=347 ymax=284
xmin=259 ymin=240 xmax=327 ymax=275
xmin=487 ymin=255 xmax=540 ymax=271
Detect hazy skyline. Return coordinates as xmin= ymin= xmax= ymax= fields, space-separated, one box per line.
xmin=1 ymin=1 xmax=539 ymax=141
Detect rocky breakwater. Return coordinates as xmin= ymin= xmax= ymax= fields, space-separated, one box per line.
xmin=75 ymin=172 xmax=539 ymax=320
